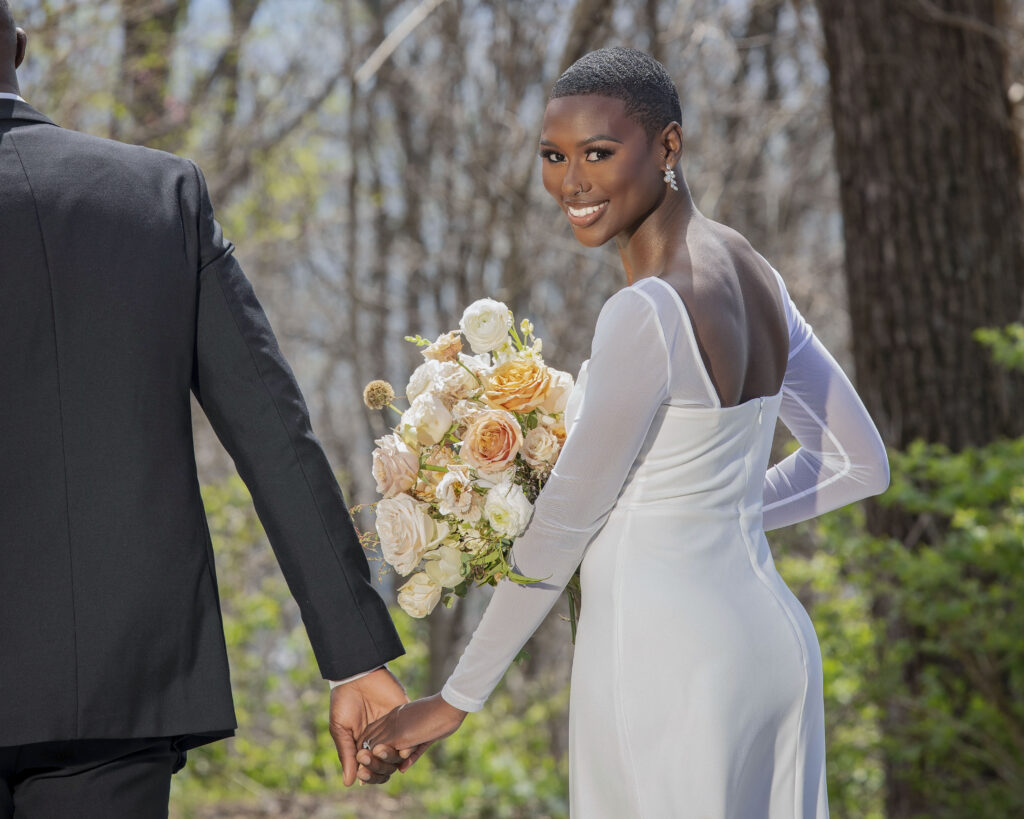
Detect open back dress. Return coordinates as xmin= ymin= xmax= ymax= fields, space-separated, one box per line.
xmin=440 ymin=270 xmax=889 ymax=818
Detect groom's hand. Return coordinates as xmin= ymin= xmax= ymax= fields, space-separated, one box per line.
xmin=329 ymin=667 xmax=409 ymax=786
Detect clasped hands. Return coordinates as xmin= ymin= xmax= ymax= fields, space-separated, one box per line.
xmin=329 ymin=668 xmax=467 ymax=786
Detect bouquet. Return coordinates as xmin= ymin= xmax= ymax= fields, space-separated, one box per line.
xmin=360 ymin=297 xmax=581 ymax=636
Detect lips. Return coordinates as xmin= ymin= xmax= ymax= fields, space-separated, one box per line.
xmin=564 ymin=200 xmax=608 ymax=228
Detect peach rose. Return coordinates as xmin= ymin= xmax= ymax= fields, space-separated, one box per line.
xmin=422 ymin=331 xmax=463 ymax=362
xmin=460 ymin=409 xmax=524 ymax=474
xmin=371 ymin=434 xmax=419 ymax=497
xmin=484 ymin=358 xmax=551 ymax=413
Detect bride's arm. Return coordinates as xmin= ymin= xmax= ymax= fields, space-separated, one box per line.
xmin=761 ymin=274 xmax=890 ymax=530
xmin=439 ymin=287 xmax=671 ymax=712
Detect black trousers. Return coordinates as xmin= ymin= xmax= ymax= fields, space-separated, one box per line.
xmin=0 ymin=737 xmax=186 ymax=819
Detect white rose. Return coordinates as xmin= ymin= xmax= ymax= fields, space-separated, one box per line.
xmin=540 ymin=368 xmax=574 ymax=414
xmin=484 ymin=482 xmax=534 ymax=538
xmin=376 ymin=495 xmax=445 ymax=575
xmin=424 ymin=544 xmax=465 ymax=588
xmin=371 ymin=434 xmax=419 ymax=498
xmin=400 ymin=392 xmax=453 ymax=446
xmin=521 ymin=426 xmax=560 ymax=470
xmin=397 ymin=572 xmax=442 ymax=618
xmin=406 ymin=359 xmax=442 ymax=402
xmin=459 ymin=298 xmax=513 ymax=354
xmin=436 ymin=464 xmax=482 ymax=523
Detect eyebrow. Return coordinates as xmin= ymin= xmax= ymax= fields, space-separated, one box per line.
xmin=538 ymin=134 xmax=625 ymax=148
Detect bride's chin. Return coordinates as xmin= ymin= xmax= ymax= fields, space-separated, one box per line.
xmin=571 ymin=226 xmax=613 ymax=248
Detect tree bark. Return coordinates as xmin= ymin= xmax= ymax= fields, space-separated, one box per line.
xmin=816 ymin=0 xmax=1024 ymax=453
xmin=815 ymin=0 xmax=1024 ymax=814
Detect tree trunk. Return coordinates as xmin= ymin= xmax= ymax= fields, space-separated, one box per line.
xmin=815 ymin=0 xmax=1024 ymax=814
xmin=816 ymin=0 xmax=1024 ymax=452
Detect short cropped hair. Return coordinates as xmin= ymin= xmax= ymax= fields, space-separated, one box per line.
xmin=550 ymin=47 xmax=682 ymax=139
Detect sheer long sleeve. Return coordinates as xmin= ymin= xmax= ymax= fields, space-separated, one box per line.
xmin=441 ymin=288 xmax=671 ymax=712
xmin=761 ymin=274 xmax=890 ymax=530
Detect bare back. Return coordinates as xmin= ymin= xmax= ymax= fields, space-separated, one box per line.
xmin=658 ymin=215 xmax=789 ymax=408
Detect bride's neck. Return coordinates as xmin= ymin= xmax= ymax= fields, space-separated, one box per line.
xmin=616 ymin=181 xmax=697 ymax=285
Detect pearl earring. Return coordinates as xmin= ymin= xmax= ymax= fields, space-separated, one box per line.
xmin=663 ymin=167 xmax=679 ymax=191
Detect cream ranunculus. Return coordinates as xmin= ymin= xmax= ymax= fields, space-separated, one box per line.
xmin=521 ymin=426 xmax=561 ymax=470
xmin=400 ymin=392 xmax=453 ymax=446
xmin=422 ymin=330 xmax=463 ymax=362
xmin=424 ymin=543 xmax=465 ymax=588
xmin=406 ymin=359 xmax=442 ymax=402
xmin=376 ymin=494 xmax=446 ymax=575
xmin=484 ymin=481 xmax=534 ymax=538
xmin=397 ymin=571 xmax=442 ymax=618
xmin=371 ymin=434 xmax=419 ymax=497
xmin=459 ymin=298 xmax=513 ymax=354
xmin=436 ymin=464 xmax=482 ymax=523
xmin=460 ymin=409 xmax=523 ymax=474
xmin=484 ymin=357 xmax=552 ymax=413
xmin=540 ymin=367 xmax=574 ymax=414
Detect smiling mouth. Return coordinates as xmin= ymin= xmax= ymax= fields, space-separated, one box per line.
xmin=565 ymin=200 xmax=608 ymax=227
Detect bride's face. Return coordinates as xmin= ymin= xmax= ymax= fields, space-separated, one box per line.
xmin=539 ymin=95 xmax=665 ymax=247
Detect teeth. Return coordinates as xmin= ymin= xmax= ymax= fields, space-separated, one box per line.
xmin=567 ymin=202 xmax=606 ymax=218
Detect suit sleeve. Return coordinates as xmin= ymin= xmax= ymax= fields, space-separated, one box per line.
xmin=185 ymin=160 xmax=404 ymax=679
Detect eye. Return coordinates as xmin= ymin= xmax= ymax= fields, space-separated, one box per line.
xmin=539 ymin=149 xmax=566 ymax=164
xmin=585 ymin=148 xmax=614 ymax=162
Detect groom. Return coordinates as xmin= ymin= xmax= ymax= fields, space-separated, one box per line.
xmin=1 ymin=5 xmax=407 ymax=815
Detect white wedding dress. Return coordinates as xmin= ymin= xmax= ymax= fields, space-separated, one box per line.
xmin=440 ymin=270 xmax=889 ymax=818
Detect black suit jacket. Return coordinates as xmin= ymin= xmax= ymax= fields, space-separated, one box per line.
xmin=0 ymin=99 xmax=403 ymax=748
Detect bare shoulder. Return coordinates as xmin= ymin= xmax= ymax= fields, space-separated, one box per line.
xmin=662 ymin=215 xmax=789 ymax=404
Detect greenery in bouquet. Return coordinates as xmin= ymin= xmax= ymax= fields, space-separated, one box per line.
xmin=361 ymin=298 xmax=582 ymax=636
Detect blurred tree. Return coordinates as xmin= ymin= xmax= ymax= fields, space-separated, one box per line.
xmin=815 ymin=0 xmax=1024 ymax=813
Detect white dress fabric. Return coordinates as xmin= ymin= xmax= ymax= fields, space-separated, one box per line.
xmin=441 ymin=271 xmax=889 ymax=818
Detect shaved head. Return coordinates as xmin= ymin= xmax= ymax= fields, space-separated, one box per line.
xmin=0 ymin=0 xmax=26 ymax=95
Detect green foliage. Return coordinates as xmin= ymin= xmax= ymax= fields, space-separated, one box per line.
xmin=775 ymin=522 xmax=886 ymax=818
xmin=974 ymin=324 xmax=1024 ymax=372
xmin=799 ymin=439 xmax=1024 ymax=817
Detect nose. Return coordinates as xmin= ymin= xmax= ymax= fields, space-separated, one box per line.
xmin=561 ymin=159 xmax=590 ymax=198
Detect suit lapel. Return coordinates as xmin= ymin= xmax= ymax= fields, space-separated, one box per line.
xmin=0 ymin=99 xmax=57 ymax=127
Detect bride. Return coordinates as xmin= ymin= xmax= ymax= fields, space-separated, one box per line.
xmin=357 ymin=47 xmax=888 ymax=817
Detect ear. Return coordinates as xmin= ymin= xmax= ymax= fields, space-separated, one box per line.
xmin=658 ymin=121 xmax=683 ymax=169
xmin=14 ymin=28 xmax=26 ymax=70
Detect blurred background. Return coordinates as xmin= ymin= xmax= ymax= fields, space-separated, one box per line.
xmin=10 ymin=0 xmax=1024 ymax=816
